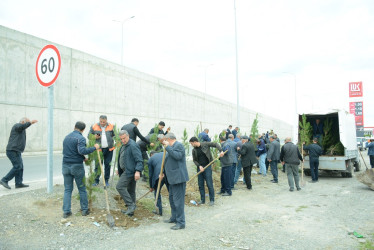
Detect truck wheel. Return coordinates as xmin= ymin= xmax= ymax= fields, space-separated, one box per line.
xmin=354 ymin=160 xmax=361 ymax=172
xmin=304 ymin=169 xmax=311 ymax=176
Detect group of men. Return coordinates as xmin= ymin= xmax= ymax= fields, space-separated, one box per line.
xmin=5 ymin=116 xmax=373 ymax=231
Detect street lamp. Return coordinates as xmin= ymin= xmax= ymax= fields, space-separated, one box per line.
xmin=234 ymin=0 xmax=240 ymax=128
xmin=113 ymin=16 xmax=135 ymax=66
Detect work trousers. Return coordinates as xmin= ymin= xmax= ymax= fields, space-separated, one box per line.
xmin=309 ymin=157 xmax=320 ymax=181
xmin=286 ymin=164 xmax=300 ymax=190
xmin=169 ymin=182 xmax=186 ymax=226
xmin=220 ymin=165 xmax=232 ymax=195
xmin=243 ymin=165 xmax=253 ymax=189
xmin=116 ymin=174 xmax=136 ymax=207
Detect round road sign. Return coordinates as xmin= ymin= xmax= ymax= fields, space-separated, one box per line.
xmin=36 ymin=44 xmax=61 ymax=87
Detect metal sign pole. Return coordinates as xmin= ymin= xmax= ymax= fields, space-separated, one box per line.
xmin=47 ymin=85 xmax=54 ymax=193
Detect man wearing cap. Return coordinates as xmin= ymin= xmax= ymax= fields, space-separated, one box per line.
xmin=367 ymin=137 xmax=374 ymax=168
xmin=303 ymin=138 xmax=323 ymax=183
xmin=162 ymin=133 xmax=189 ymax=230
xmin=237 ymin=136 xmax=258 ymax=189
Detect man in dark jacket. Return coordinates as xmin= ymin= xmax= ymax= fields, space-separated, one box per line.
xmin=62 ymin=121 xmax=100 ymax=218
xmin=267 ymin=136 xmax=281 ymax=183
xmin=227 ymin=134 xmax=238 ymax=189
xmin=226 ymin=125 xmax=232 ymax=139
xmin=198 ymin=129 xmax=211 ymax=142
xmin=256 ymin=136 xmax=267 ymax=176
xmin=303 ymin=138 xmax=323 ymax=183
xmin=237 ymin=136 xmax=258 ymax=190
xmin=148 ymin=150 xmax=168 ymax=215
xmin=162 ymin=133 xmax=189 ymax=230
xmin=121 ymin=118 xmax=149 ymax=143
xmin=189 ymin=137 xmax=223 ymax=206
xmin=88 ymin=115 xmax=115 ymax=186
xmin=1 ymin=117 xmax=38 ymax=190
xmin=149 ymin=121 xmax=170 ymax=135
xmin=280 ymin=137 xmax=303 ymax=192
xmin=116 ymin=130 xmax=144 ymax=216
xmin=218 ymin=137 xmax=234 ymax=196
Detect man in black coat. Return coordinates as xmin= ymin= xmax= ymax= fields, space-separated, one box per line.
xmin=121 ymin=118 xmax=149 ymax=143
xmin=237 ymin=136 xmax=258 ymax=190
xmin=189 ymin=136 xmax=223 ymax=206
xmin=149 ymin=121 xmax=170 ymax=135
xmin=1 ymin=117 xmax=38 ymax=189
xmin=148 ymin=151 xmax=168 ymax=215
xmin=303 ymin=138 xmax=323 ymax=183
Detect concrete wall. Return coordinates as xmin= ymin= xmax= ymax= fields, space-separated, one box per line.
xmin=0 ymin=25 xmax=292 ymax=154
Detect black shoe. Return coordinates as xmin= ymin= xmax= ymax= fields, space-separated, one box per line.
xmin=81 ymin=210 xmax=90 ymax=216
xmin=164 ymin=218 xmax=176 ymax=223
xmin=270 ymin=179 xmax=274 ymax=182
xmin=124 ymin=205 xmax=136 ymax=216
xmin=197 ymin=201 xmax=205 ymax=205
xmin=297 ymin=187 xmax=301 ymax=191
xmin=289 ymin=188 xmax=294 ymax=192
xmin=15 ymin=183 xmax=29 ymax=188
xmin=171 ymin=224 xmax=185 ymax=230
xmin=247 ymin=187 xmax=252 ymax=190
xmin=271 ymin=180 xmax=278 ymax=183
xmin=0 ymin=180 xmax=11 ymax=189
xmin=222 ymin=193 xmax=232 ymax=196
xmin=217 ymin=191 xmax=226 ymax=195
xmin=63 ymin=212 xmax=72 ymax=218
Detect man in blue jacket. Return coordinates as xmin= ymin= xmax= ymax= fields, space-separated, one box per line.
xmin=1 ymin=117 xmax=38 ymax=190
xmin=162 ymin=133 xmax=189 ymax=230
xmin=148 ymin=151 xmax=168 ymax=215
xmin=303 ymin=138 xmax=323 ymax=182
xmin=198 ymin=128 xmax=211 ymax=142
xmin=367 ymin=137 xmax=374 ymax=168
xmin=116 ymin=130 xmax=144 ymax=216
xmin=218 ymin=136 xmax=233 ymax=196
xmin=61 ymin=121 xmax=100 ymax=218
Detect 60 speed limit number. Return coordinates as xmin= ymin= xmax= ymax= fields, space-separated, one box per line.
xmin=36 ymin=45 xmax=61 ymax=87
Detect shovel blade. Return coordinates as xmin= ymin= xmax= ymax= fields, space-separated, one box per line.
xmin=107 ymin=214 xmax=115 ymax=228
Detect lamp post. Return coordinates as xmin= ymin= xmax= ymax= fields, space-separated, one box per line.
xmin=113 ymin=16 xmax=135 ymax=66
xmin=234 ymin=0 xmax=240 ymax=128
xmin=282 ymin=72 xmax=298 ymax=143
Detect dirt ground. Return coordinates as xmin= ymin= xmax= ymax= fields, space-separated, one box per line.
xmin=0 ymin=159 xmax=373 ymax=250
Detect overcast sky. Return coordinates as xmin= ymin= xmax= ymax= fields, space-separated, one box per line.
xmin=1 ymin=0 xmax=373 ymax=128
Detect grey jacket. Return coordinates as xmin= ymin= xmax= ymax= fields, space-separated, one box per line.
xmin=220 ymin=141 xmax=234 ymax=167
xmin=267 ymin=140 xmax=281 ymax=161
xmin=118 ymin=139 xmax=144 ymax=178
xmin=6 ymin=122 xmax=32 ymax=152
xmin=280 ymin=142 xmax=303 ymax=165
xmin=164 ymin=141 xmax=189 ymax=185
xmin=192 ymin=142 xmax=222 ymax=168
xmin=227 ymin=139 xmax=238 ymax=163
xmin=238 ymin=142 xmax=258 ymax=167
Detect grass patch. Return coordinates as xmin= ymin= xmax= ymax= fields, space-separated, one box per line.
xmin=138 ymin=198 xmax=155 ymax=213
xmin=296 ymin=205 xmax=308 ymax=212
xmin=360 ymin=234 xmax=374 ymax=250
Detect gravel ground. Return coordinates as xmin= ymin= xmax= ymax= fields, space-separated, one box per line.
xmin=0 ymin=159 xmax=373 ymax=250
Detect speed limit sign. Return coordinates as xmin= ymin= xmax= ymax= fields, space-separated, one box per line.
xmin=36 ymin=44 xmax=61 ymax=87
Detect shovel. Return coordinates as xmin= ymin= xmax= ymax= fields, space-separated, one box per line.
xmin=154 ymin=147 xmax=167 ymax=215
xmin=97 ymin=151 xmax=115 ymax=228
xmin=136 ymin=189 xmax=152 ymax=203
xmin=187 ymin=150 xmax=228 ymax=185
xmin=356 ymin=147 xmax=374 ymax=190
xmin=300 ymin=147 xmax=306 ymax=187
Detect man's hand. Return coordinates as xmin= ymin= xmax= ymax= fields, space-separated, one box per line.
xmin=162 ymin=140 xmax=169 ymax=147
xmin=237 ymin=147 xmax=240 ymax=151
xmin=167 ymin=127 xmax=171 ymax=132
xmin=199 ymin=166 xmax=204 ymax=172
xmin=150 ymin=143 xmax=155 ymax=147
xmin=159 ymin=173 xmax=164 ymax=180
xmin=219 ymin=152 xmax=225 ymax=158
xmin=95 ymin=134 xmax=101 ymax=139
xmin=149 ymin=188 xmax=154 ymax=192
xmin=302 ymin=142 xmax=305 ymax=145
xmin=134 ymin=171 xmax=140 ymax=181
xmin=31 ymin=120 xmax=38 ymax=124
xmin=83 ymin=158 xmax=88 ymax=162
xmin=282 ymin=161 xmax=285 ymax=165
xmin=268 ymin=159 xmax=272 ymax=162
xmin=94 ymin=144 xmax=100 ymax=149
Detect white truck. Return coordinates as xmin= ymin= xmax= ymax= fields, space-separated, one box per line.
xmin=299 ymin=109 xmax=360 ymax=178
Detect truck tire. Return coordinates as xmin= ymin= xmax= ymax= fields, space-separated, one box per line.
xmin=304 ymin=169 xmax=311 ymax=176
xmin=354 ymin=160 xmax=361 ymax=172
